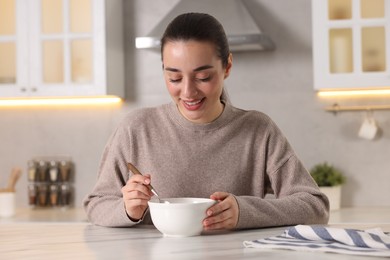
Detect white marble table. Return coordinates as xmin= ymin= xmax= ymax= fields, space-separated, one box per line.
xmin=0 ymin=207 xmax=87 ymax=223
xmin=1 ymin=207 xmax=389 ymax=259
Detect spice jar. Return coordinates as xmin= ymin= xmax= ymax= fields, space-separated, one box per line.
xmin=27 ymin=160 xmax=38 ymax=182
xmin=28 ymin=184 xmax=38 ymax=206
xmin=49 ymin=184 xmax=59 ymax=206
xmin=59 ymin=160 xmax=71 ymax=182
xmin=60 ymin=183 xmax=71 ymax=206
xmin=38 ymin=184 xmax=48 ymax=206
xmin=49 ymin=161 xmax=59 ymax=182
xmin=38 ymin=160 xmax=48 ymax=182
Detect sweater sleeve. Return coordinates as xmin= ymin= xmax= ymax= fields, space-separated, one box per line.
xmin=235 ymin=119 xmax=329 ymax=229
xmin=83 ymin=123 xmax=142 ymax=227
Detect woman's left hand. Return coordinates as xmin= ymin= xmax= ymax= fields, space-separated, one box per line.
xmin=203 ymin=192 xmax=239 ymax=230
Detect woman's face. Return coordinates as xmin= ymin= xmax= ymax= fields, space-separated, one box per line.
xmin=162 ymin=40 xmax=232 ymax=124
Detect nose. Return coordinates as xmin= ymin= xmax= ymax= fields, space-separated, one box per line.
xmin=182 ymin=78 xmax=198 ymax=98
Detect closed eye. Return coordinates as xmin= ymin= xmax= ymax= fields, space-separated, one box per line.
xmin=198 ymin=77 xmax=211 ymax=82
xmin=169 ymin=78 xmax=182 ymax=83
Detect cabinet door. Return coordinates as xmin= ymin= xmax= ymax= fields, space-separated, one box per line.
xmin=30 ymin=0 xmax=106 ymax=97
xmin=0 ymin=0 xmax=29 ymax=96
xmin=0 ymin=0 xmax=123 ymax=99
xmin=312 ymin=0 xmax=390 ymax=90
xmin=0 ymin=0 xmax=107 ymax=98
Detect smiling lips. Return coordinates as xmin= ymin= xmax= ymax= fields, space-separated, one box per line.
xmin=182 ymin=98 xmax=205 ymax=111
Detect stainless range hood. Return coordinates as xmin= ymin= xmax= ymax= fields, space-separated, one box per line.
xmin=135 ymin=0 xmax=275 ymax=52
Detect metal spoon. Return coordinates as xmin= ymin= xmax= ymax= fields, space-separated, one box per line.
xmin=127 ymin=163 xmax=162 ymax=202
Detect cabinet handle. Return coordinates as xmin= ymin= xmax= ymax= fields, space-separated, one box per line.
xmin=20 ymin=87 xmax=27 ymax=92
xmin=31 ymin=87 xmax=37 ymax=92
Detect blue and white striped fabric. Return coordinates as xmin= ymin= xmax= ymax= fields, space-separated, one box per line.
xmin=243 ymin=225 xmax=390 ymax=257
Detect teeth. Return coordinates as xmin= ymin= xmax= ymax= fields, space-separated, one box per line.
xmin=184 ymin=99 xmax=202 ymax=106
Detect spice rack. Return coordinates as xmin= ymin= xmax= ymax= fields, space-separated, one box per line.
xmin=27 ymin=157 xmax=74 ymax=208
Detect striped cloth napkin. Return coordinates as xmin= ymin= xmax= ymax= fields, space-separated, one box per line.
xmin=243 ymin=225 xmax=390 ymax=257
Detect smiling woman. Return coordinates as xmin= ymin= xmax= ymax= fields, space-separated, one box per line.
xmin=84 ymin=13 xmax=329 ymax=231
xmin=162 ymin=40 xmax=229 ymax=123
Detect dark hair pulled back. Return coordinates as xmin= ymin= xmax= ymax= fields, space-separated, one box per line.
xmin=161 ymin=12 xmax=230 ymax=68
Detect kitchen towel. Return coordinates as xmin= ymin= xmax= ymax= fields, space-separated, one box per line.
xmin=243 ymin=225 xmax=390 ymax=257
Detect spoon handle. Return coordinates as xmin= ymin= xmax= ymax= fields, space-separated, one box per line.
xmin=7 ymin=168 xmax=22 ymax=192
xmin=127 ymin=163 xmax=159 ymax=197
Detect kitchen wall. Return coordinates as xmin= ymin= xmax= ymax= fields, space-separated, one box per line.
xmin=0 ymin=0 xmax=389 ymax=208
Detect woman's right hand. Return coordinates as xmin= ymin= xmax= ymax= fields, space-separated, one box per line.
xmin=121 ymin=173 xmax=154 ymax=221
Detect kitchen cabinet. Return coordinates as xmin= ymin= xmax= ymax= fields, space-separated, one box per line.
xmin=0 ymin=0 xmax=123 ymax=98
xmin=312 ymin=0 xmax=390 ymax=90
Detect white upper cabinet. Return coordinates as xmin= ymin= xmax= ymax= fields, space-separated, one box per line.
xmin=312 ymin=0 xmax=390 ymax=90
xmin=0 ymin=0 xmax=124 ymax=98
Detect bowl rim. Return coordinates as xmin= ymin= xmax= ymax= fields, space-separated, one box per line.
xmin=148 ymin=197 xmax=216 ymax=205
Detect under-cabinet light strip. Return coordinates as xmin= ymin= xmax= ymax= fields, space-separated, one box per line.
xmin=0 ymin=96 xmax=122 ymax=106
xmin=325 ymin=104 xmax=390 ymax=112
xmin=318 ymin=89 xmax=390 ymax=97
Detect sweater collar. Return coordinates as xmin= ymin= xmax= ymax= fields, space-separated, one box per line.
xmin=167 ymin=101 xmax=234 ymax=131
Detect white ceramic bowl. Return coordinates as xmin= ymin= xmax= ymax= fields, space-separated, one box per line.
xmin=148 ymin=198 xmax=216 ymax=237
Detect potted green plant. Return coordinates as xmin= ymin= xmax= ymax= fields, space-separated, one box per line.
xmin=310 ymin=162 xmax=346 ymax=210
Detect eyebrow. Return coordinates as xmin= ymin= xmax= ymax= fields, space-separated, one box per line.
xmin=164 ymin=65 xmax=214 ymax=72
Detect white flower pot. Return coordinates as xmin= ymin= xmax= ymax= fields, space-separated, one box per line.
xmin=319 ymin=185 xmax=342 ymax=211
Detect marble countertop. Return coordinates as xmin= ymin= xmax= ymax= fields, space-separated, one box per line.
xmin=0 ymin=207 xmax=87 ymax=223
xmin=329 ymin=207 xmax=390 ymax=224
xmin=1 ymin=207 xmax=390 ymax=259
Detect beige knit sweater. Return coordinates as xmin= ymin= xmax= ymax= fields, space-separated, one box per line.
xmin=83 ymin=102 xmax=329 ymax=228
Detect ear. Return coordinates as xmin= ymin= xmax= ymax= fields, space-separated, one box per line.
xmin=224 ymin=53 xmax=233 ymax=79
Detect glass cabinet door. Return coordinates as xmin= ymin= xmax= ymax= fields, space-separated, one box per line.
xmin=69 ymin=0 xmax=92 ymax=83
xmin=39 ymin=0 xmax=93 ymax=87
xmin=361 ymin=26 xmax=386 ymax=72
xmin=327 ymin=0 xmax=386 ymax=74
xmin=313 ymin=0 xmax=389 ymax=90
xmin=329 ymin=28 xmax=353 ymax=73
xmin=0 ymin=0 xmax=122 ymax=98
xmin=0 ymin=0 xmax=16 ymax=85
xmin=41 ymin=0 xmax=64 ymax=83
xmin=360 ymin=0 xmax=386 ymax=73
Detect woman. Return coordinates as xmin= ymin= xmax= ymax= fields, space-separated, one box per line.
xmin=84 ymin=13 xmax=329 ymax=230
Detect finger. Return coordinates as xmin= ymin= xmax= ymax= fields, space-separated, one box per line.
xmin=206 ymin=202 xmax=229 ymax=217
xmin=123 ymin=189 xmax=152 ymax=201
xmin=123 ymin=190 xmax=151 ymax=207
xmin=126 ymin=197 xmax=150 ymax=207
xmin=206 ymin=201 xmax=233 ymax=220
xmin=204 ymin=205 xmax=237 ymax=228
xmin=205 ymin=220 xmax=236 ymax=230
xmin=210 ymin=191 xmax=229 ymax=201
xmin=208 ymin=209 xmax=231 ymax=223
xmin=203 ymin=205 xmax=231 ymax=229
xmin=203 ymin=210 xmax=235 ymax=230
xmin=206 ymin=195 xmax=231 ymax=217
xmin=122 ymin=181 xmax=154 ymax=199
xmin=127 ymin=174 xmax=152 ymax=186
xmin=124 ymin=175 xmax=151 ymax=195
xmin=204 ymin=194 xmax=239 ymax=230
xmin=204 ymin=220 xmax=232 ymax=230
